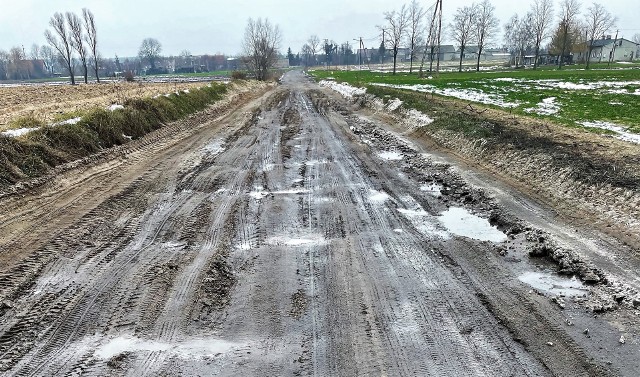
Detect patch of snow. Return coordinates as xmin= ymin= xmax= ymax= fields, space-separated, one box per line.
xmin=94 ymin=335 xmax=239 ymax=360
xmin=55 ymin=117 xmax=82 ymax=126
xmin=524 ymin=97 xmax=560 ymax=116
xmin=1 ymin=127 xmax=38 ymax=137
xmin=202 ymin=138 xmax=225 ymax=155
xmin=405 ymin=109 xmax=434 ymax=128
xmin=378 ymin=151 xmax=403 ymax=161
xmin=368 ymin=189 xmax=390 ymax=202
xmin=373 ymin=83 xmax=520 ymax=108
xmin=386 ymin=98 xmax=403 ymax=111
xmin=420 ymin=183 xmax=442 ymax=196
xmin=319 ymin=80 xmax=366 ymax=98
xmin=266 ymin=234 xmax=327 ymax=246
xmin=108 ymin=104 xmax=124 ymax=111
xmin=578 ymin=121 xmax=640 ymax=144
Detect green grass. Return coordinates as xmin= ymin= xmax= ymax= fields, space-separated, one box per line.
xmin=0 ymin=82 xmax=228 ymax=187
xmin=313 ymin=67 xmax=640 ymax=133
xmin=146 ymin=70 xmax=233 ymax=78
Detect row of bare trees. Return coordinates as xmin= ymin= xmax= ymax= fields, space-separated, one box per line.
xmin=505 ymin=0 xmax=617 ymax=69
xmin=377 ymin=0 xmax=623 ymax=75
xmin=44 ymin=9 xmax=100 ymax=85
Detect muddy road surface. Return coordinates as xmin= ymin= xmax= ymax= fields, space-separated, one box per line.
xmin=0 ymin=71 xmax=638 ymax=376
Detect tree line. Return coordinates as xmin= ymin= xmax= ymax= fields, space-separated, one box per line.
xmin=293 ymin=0 xmax=637 ymax=75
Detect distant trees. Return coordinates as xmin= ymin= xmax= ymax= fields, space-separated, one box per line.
xmin=307 ymin=35 xmax=320 ymax=66
xmin=451 ymin=5 xmax=476 ymax=72
xmin=138 ymin=38 xmax=163 ymax=72
xmin=383 ymin=4 xmax=409 ymax=74
xmin=243 ymin=18 xmax=281 ymax=81
xmin=583 ymin=3 xmax=616 ymax=69
xmin=45 ymin=12 xmax=75 ymax=84
xmin=530 ymin=0 xmax=554 ymax=69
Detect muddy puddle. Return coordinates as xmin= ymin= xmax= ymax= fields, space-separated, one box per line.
xmin=437 ymin=207 xmax=507 ymax=242
xmin=518 ymin=270 xmax=589 ymax=297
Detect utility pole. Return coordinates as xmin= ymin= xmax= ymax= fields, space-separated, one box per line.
xmin=435 ymin=0 xmax=443 ymax=75
xmin=608 ymin=30 xmax=619 ymax=68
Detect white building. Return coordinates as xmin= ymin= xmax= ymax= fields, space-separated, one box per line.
xmin=577 ymin=37 xmax=639 ymax=62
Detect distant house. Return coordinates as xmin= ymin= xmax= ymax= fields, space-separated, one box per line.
xmin=575 ymin=37 xmax=639 ymax=62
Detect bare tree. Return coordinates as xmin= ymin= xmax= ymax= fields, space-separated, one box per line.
xmin=301 ymin=43 xmax=313 ymax=66
xmin=473 ymin=0 xmax=499 ymax=72
xmin=584 ymin=3 xmax=616 ymax=68
xmin=139 ymin=38 xmax=162 ymax=72
xmin=307 ymin=35 xmax=320 ymax=66
xmin=451 ymin=4 xmax=477 ymax=72
xmin=558 ymin=0 xmax=581 ymax=69
xmin=40 ymin=45 xmax=57 ymax=76
xmin=634 ymin=33 xmax=640 ymax=45
xmin=82 ymin=8 xmax=100 ymax=82
xmin=66 ymin=12 xmax=88 ymax=83
xmin=243 ymin=18 xmax=282 ymax=81
xmin=407 ymin=0 xmax=426 ymax=73
xmin=505 ymin=14 xmax=535 ymax=67
xmin=45 ymin=12 xmax=75 ymax=84
xmin=384 ymin=4 xmax=409 ymax=75
xmin=531 ymin=0 xmax=554 ymax=69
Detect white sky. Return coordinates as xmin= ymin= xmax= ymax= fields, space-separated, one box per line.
xmin=1 ymin=0 xmax=637 ymax=58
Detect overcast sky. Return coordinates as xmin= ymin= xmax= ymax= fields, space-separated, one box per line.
xmin=1 ymin=0 xmax=637 ymax=58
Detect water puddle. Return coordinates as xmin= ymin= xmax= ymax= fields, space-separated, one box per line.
xmin=398 ymin=208 xmax=450 ymax=240
xmin=437 ymin=207 xmax=507 ymax=242
xmin=518 ymin=271 xmax=588 ymax=297
xmin=420 ymin=183 xmax=442 ymax=196
xmin=94 ymin=336 xmax=238 ymax=359
xmin=378 ymin=151 xmax=403 ymax=161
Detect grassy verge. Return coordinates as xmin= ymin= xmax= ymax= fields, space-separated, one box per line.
xmin=312 ymin=68 xmax=640 ymax=132
xmin=364 ymin=85 xmax=640 ymax=190
xmin=0 ymin=82 xmax=228 ymax=187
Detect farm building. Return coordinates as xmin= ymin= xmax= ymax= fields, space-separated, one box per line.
xmin=575 ymin=37 xmax=639 ymax=62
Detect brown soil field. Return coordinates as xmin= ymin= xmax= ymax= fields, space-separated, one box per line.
xmin=0 ymin=81 xmax=215 ymax=129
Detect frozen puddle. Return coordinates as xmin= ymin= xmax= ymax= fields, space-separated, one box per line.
xmin=94 ymin=336 xmax=239 ymax=359
xmin=378 ymin=151 xmax=403 ymax=161
xmin=249 ymin=188 xmax=310 ymax=200
xmin=437 ymin=207 xmax=507 ymax=242
xmin=518 ymin=271 xmax=588 ymax=297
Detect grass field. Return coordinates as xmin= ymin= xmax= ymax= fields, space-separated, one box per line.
xmin=312 ymin=66 xmax=640 ymax=135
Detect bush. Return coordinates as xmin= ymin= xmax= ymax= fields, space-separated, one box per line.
xmin=231 ymin=71 xmax=247 ymax=80
xmin=124 ymin=71 xmax=135 ymax=82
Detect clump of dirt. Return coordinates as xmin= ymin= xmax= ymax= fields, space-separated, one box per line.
xmin=289 ymin=289 xmax=309 ymax=319
xmin=200 ymin=254 xmax=236 ymax=311
xmin=281 ymin=106 xmax=302 ymax=160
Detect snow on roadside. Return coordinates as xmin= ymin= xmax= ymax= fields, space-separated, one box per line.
xmin=578 ymin=121 xmax=640 ymax=144
xmin=1 ymin=127 xmax=38 ymax=137
xmin=108 ymin=104 xmax=124 ymax=111
xmin=524 ymin=97 xmax=560 ymax=116
xmin=372 ymin=83 xmax=521 ymax=108
xmin=386 ymin=98 xmax=403 ymax=111
xmin=318 ymin=80 xmax=366 ymax=98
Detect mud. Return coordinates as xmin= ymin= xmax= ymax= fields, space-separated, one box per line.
xmin=0 ymin=71 xmax=638 ymax=376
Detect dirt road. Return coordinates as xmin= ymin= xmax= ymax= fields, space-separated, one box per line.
xmin=0 ymin=71 xmax=638 ymax=376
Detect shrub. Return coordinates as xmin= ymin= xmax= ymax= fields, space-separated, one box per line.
xmin=231 ymin=71 xmax=247 ymax=80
